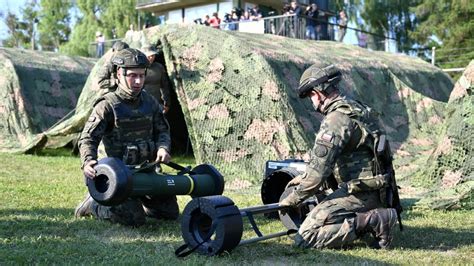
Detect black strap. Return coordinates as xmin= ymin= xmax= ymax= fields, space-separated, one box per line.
xmin=175 ymin=221 xmax=218 ymax=258
xmin=164 ymin=161 xmax=195 ymax=175
xmin=130 ymin=161 xmax=194 ymax=175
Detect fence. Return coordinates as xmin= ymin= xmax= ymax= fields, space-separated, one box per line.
xmin=88 ymin=38 xmax=122 ymax=58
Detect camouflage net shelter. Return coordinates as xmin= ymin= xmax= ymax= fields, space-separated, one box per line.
xmin=412 ymin=61 xmax=473 ymax=210
xmin=0 ymin=48 xmax=95 ymax=153
xmin=23 ymin=25 xmax=472 ymax=209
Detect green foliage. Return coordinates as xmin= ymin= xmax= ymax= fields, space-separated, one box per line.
xmin=20 ymin=1 xmax=39 ymax=50
xmin=1 ymin=12 xmax=30 ymax=48
xmin=38 ymin=0 xmax=72 ymax=51
xmin=61 ymin=0 xmax=157 ymax=56
xmin=409 ymin=0 xmax=474 ymax=69
xmin=360 ymin=0 xmax=416 ymax=52
xmin=60 ymin=0 xmax=104 ymax=56
xmin=0 ymin=152 xmax=473 ymax=264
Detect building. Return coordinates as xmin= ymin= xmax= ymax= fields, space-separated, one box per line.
xmin=136 ymin=0 xmax=314 ymax=24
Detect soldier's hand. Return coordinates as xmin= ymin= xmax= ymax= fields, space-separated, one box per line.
xmin=279 ymin=190 xmax=301 ymax=216
xmin=156 ymin=148 xmax=171 ymax=163
xmin=83 ymin=160 xmax=98 ymax=179
xmin=286 ymin=173 xmax=305 ymax=188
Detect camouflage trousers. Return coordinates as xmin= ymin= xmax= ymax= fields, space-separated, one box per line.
xmin=92 ymin=195 xmax=179 ymax=227
xmin=297 ymin=185 xmax=383 ymax=248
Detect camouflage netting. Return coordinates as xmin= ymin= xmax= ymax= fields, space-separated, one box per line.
xmin=22 ymin=25 xmax=472 ymax=209
xmin=0 ymin=48 xmax=95 ymax=152
xmin=412 ymin=61 xmax=473 ymax=210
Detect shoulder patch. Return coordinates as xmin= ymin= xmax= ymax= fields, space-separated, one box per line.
xmin=321 ymin=133 xmax=333 ymax=142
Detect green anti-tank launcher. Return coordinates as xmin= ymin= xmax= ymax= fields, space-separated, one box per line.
xmin=87 ymin=157 xmax=225 ymax=206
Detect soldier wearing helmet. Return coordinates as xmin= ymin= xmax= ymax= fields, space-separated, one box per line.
xmin=75 ymin=48 xmax=178 ymax=226
xmin=97 ymin=40 xmax=130 ymax=92
xmin=141 ymin=45 xmax=171 ymax=114
xmin=280 ymin=64 xmax=402 ymax=249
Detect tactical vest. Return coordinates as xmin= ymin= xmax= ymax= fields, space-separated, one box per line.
xmin=328 ymin=98 xmax=386 ymax=184
xmin=98 ymin=91 xmax=156 ymax=165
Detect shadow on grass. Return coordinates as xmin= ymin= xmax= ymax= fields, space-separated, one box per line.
xmin=1 ymin=207 xmax=472 ymax=263
xmin=394 ymin=225 xmax=473 ymax=251
xmin=0 ymin=207 xmax=183 ymax=240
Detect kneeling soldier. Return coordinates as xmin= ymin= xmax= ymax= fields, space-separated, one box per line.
xmin=280 ymin=64 xmax=402 ymax=249
xmin=75 ymin=48 xmax=178 ymax=226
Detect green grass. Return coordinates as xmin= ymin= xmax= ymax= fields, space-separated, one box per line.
xmin=0 ymin=151 xmax=473 ymax=264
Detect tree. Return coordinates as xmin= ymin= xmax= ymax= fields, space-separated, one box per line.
xmin=2 ymin=12 xmax=29 ymax=48
xmin=410 ymin=0 xmax=474 ymax=70
xmin=358 ymin=0 xmax=417 ymax=52
xmin=20 ymin=1 xmax=39 ymax=50
xmin=60 ymin=0 xmax=105 ymax=56
xmin=38 ymin=0 xmax=72 ymax=51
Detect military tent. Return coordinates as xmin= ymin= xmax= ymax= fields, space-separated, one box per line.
xmin=0 ymin=48 xmax=95 ymax=153
xmin=23 ymin=25 xmax=473 ymax=210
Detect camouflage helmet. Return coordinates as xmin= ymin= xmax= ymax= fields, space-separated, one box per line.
xmin=297 ymin=64 xmax=342 ymax=98
xmin=111 ymin=41 xmax=129 ymax=52
xmin=111 ymin=48 xmax=149 ymax=69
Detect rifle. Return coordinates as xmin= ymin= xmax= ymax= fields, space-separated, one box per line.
xmin=376 ymin=135 xmax=403 ymax=231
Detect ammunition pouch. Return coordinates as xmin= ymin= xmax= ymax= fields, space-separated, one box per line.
xmin=123 ymin=140 xmax=157 ymax=165
xmin=346 ymin=174 xmax=388 ymax=195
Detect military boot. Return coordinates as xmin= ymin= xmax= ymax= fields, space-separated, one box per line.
xmin=74 ymin=193 xmax=96 ymax=218
xmin=355 ymin=208 xmax=397 ymax=249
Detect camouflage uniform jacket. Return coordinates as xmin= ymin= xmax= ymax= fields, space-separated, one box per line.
xmin=294 ymin=96 xmax=386 ymax=201
xmin=79 ymin=89 xmax=171 ymax=167
xmin=97 ymin=59 xmax=117 ymax=92
xmin=144 ymin=61 xmax=171 ymax=106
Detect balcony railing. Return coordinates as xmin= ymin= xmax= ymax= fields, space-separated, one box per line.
xmin=136 ymin=0 xmax=173 ymax=7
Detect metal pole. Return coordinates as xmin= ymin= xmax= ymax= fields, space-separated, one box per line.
xmin=239 ymin=230 xmax=294 ymax=246
xmin=431 ymin=47 xmax=436 ymax=65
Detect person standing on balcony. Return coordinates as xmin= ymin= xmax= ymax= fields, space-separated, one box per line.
xmin=96 ymin=31 xmax=105 ymax=58
xmin=209 ymin=12 xmax=221 ymax=29
xmin=338 ymin=10 xmax=348 ymax=42
xmin=289 ymin=1 xmax=302 ymax=38
xmin=304 ymin=3 xmax=319 ymax=40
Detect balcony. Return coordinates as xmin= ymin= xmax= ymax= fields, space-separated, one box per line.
xmin=136 ymin=0 xmax=219 ymax=14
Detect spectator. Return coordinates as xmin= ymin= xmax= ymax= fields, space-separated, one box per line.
xmin=95 ymin=31 xmax=105 ymax=58
xmin=209 ymin=12 xmax=221 ymax=29
xmin=240 ymin=11 xmax=251 ymax=22
xmin=225 ymin=11 xmax=239 ymax=31
xmin=304 ymin=3 xmax=319 ymax=40
xmin=358 ymin=32 xmax=368 ymax=48
xmin=288 ymin=1 xmax=302 ymax=38
xmin=203 ymin=15 xmax=211 ymax=26
xmin=125 ymin=24 xmax=135 ymax=39
xmin=289 ymin=1 xmax=302 ymax=16
xmin=249 ymin=5 xmax=263 ymax=21
xmin=338 ymin=10 xmax=348 ymax=42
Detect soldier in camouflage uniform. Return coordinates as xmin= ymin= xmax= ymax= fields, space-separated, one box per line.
xmin=141 ymin=45 xmax=171 ymax=114
xmin=75 ymin=48 xmax=179 ymax=226
xmin=279 ymin=64 xmax=400 ymax=249
xmin=96 ymin=41 xmax=129 ymax=92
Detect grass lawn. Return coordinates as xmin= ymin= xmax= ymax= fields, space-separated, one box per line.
xmin=0 ymin=151 xmax=473 ymax=264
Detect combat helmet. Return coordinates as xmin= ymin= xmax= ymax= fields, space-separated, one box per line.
xmin=112 ymin=48 xmax=149 ymax=70
xmin=297 ymin=64 xmax=342 ymax=98
xmin=111 ymin=41 xmax=129 ymax=52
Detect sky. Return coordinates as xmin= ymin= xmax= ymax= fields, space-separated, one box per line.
xmin=0 ymin=0 xmax=28 ymax=40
